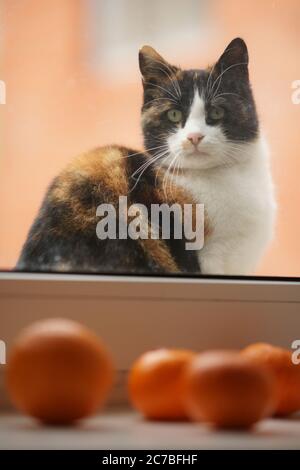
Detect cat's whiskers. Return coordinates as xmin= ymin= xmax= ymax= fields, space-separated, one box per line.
xmin=145 ymin=97 xmax=178 ymax=106
xmin=174 ymin=151 xmax=183 ymax=183
xmin=220 ymin=143 xmax=255 ymax=165
xmin=206 ymin=43 xmax=249 ymax=100
xmin=209 ymin=62 xmax=248 ymax=101
xmin=147 ymin=59 xmax=182 ymax=99
xmin=211 ymin=92 xmax=242 ymax=102
xmin=131 ymin=150 xmax=168 ymax=178
xmin=125 ymin=144 xmax=169 ymax=159
xmin=170 ymin=150 xmax=182 ymax=198
xmin=205 ymin=62 xmax=218 ymax=101
xmin=153 ymin=136 xmax=171 ymax=147
xmin=130 ymin=149 xmax=170 ymax=192
xmin=162 ymin=150 xmax=181 ymax=199
xmin=162 ymin=155 xmax=176 ymax=198
xmin=147 ymin=67 xmax=181 ymax=101
xmin=143 ymin=81 xmax=179 ymax=102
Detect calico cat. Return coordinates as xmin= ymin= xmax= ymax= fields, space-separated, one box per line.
xmin=16 ymin=38 xmax=276 ymax=275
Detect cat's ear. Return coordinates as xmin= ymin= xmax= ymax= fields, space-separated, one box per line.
xmin=139 ymin=45 xmax=178 ymax=84
xmin=215 ymin=38 xmax=249 ymax=75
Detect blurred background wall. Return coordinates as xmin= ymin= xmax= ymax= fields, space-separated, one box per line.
xmin=0 ymin=0 xmax=299 ymax=276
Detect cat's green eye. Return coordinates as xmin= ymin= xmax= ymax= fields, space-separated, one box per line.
xmin=167 ymin=109 xmax=182 ymax=123
xmin=209 ymin=106 xmax=225 ymax=120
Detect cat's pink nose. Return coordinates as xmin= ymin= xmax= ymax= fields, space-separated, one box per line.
xmin=187 ymin=132 xmax=204 ymax=146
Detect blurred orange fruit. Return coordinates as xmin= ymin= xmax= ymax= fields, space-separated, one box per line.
xmin=184 ymin=350 xmax=276 ymax=429
xmin=242 ymin=342 xmax=300 ymax=416
xmin=6 ymin=318 xmax=114 ymax=424
xmin=128 ymin=348 xmax=195 ymax=420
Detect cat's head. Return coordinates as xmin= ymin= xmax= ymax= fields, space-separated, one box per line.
xmin=139 ymin=38 xmax=259 ymax=171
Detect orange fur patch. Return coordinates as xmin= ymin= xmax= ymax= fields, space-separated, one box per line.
xmin=50 ymin=146 xmax=129 ymax=232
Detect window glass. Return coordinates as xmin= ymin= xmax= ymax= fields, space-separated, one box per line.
xmin=0 ymin=0 xmax=298 ymax=277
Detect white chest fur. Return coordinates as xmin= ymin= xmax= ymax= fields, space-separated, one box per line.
xmin=176 ymin=137 xmax=276 ymax=275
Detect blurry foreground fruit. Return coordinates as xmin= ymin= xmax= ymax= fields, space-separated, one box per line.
xmin=128 ymin=348 xmax=195 ymax=420
xmin=184 ymin=350 xmax=276 ymax=429
xmin=6 ymin=318 xmax=114 ymax=424
xmin=242 ymin=342 xmax=300 ymax=416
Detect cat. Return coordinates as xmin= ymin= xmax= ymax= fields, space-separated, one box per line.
xmin=16 ymin=37 xmax=276 ymax=275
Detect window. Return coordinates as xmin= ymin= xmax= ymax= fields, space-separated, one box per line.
xmin=0 ymin=0 xmax=299 ymax=277
xmin=88 ymin=0 xmax=211 ymax=80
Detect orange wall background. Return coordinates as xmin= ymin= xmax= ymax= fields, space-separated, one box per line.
xmin=0 ymin=0 xmax=299 ymax=276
